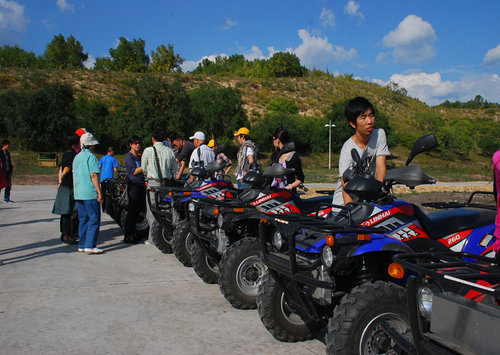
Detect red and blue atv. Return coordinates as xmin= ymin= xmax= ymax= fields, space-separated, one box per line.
xmin=255 ymin=134 xmax=497 ymax=347
xmin=146 ymin=161 xmax=235 ymax=254
xmin=339 ymin=251 xmax=499 ymax=355
xmin=185 ymin=163 xmax=334 ymax=309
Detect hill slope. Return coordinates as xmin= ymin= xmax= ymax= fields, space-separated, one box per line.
xmin=1 ymin=68 xmax=498 ymax=134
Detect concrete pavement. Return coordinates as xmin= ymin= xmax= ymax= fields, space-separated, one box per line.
xmin=0 ymin=186 xmax=325 ymax=354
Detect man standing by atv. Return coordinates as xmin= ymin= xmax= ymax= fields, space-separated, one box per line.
xmin=234 ymin=127 xmax=257 ymax=188
xmin=332 ymin=97 xmax=390 ymax=206
xmin=142 ymin=130 xmax=177 ymax=244
xmin=124 ymin=136 xmax=145 ymax=243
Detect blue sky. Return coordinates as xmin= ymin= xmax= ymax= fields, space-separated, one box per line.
xmin=1 ymin=0 xmax=500 ymax=106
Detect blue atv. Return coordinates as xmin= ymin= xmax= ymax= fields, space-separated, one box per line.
xmin=255 ymin=135 xmax=497 ymax=348
xmin=146 ymin=161 xmax=233 ymax=254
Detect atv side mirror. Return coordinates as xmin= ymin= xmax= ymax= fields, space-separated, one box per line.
xmin=351 ymin=148 xmax=361 ymax=166
xmin=406 ymin=134 xmax=438 ymax=166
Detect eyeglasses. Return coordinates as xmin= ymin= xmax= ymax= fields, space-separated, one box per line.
xmin=273 ymin=137 xmax=278 ymax=141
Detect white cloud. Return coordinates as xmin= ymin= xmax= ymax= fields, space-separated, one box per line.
xmin=320 ymin=8 xmax=335 ymax=27
xmin=382 ymin=15 xmax=436 ymax=64
xmin=223 ymin=20 xmax=237 ymax=31
xmin=386 ymin=71 xmax=500 ymax=105
xmin=56 ymin=0 xmax=74 ymax=12
xmin=181 ymin=53 xmax=228 ymax=73
xmin=243 ymin=45 xmax=277 ymax=61
xmin=483 ymin=44 xmax=500 ymax=67
xmin=0 ymin=0 xmax=27 ymax=32
xmin=83 ymin=54 xmax=95 ymax=69
xmin=344 ymin=0 xmax=363 ymax=19
xmin=294 ymin=29 xmax=357 ymax=68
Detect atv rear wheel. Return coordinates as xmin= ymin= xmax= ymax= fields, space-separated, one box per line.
xmin=191 ymin=239 xmax=219 ymax=284
xmin=256 ymin=272 xmax=321 ymax=342
xmin=120 ymin=209 xmax=150 ymax=240
xmin=326 ymin=281 xmax=411 ymax=355
xmin=218 ymin=238 xmax=267 ymax=309
xmin=172 ymin=220 xmax=195 ymax=267
xmin=150 ymin=220 xmax=173 ymax=253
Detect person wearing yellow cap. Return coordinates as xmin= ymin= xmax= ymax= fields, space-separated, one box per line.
xmin=208 ymin=139 xmax=232 ymax=179
xmin=234 ymin=127 xmax=257 ymax=188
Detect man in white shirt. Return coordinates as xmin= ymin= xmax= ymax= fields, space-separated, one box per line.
xmin=142 ymin=130 xmax=177 ymax=243
xmin=332 ymin=97 xmax=391 ymax=206
xmin=188 ymin=131 xmax=215 ymax=181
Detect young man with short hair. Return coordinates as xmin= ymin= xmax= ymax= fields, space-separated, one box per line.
xmin=172 ymin=134 xmax=195 ymax=180
xmin=332 ymin=97 xmax=391 ymax=206
xmin=124 ymin=136 xmax=145 ymax=243
xmin=99 ymin=146 xmax=119 ymax=182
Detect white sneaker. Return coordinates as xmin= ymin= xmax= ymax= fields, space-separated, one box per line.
xmin=84 ymin=248 xmax=103 ymax=254
xmin=77 ymin=248 xmax=85 ymax=253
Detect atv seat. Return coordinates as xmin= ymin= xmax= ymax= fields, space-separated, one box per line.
xmin=413 ymin=206 xmax=496 ymax=240
xmin=294 ymin=194 xmax=333 ymax=215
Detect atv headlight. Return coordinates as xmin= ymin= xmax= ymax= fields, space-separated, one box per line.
xmin=418 ymin=286 xmax=433 ymax=320
xmin=188 ymin=202 xmax=195 ymax=212
xmin=321 ymin=245 xmax=334 ymax=268
xmin=272 ymin=230 xmax=284 ymax=251
xmin=217 ymin=213 xmax=224 ymax=227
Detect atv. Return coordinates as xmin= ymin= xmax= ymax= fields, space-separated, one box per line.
xmin=336 ymin=251 xmax=500 ymax=355
xmin=146 ymin=161 xmax=234 ymax=254
xmin=101 ymin=167 xmax=149 ymax=239
xmin=187 ymin=164 xmax=334 ymax=309
xmin=255 ymin=134 xmax=497 ymax=345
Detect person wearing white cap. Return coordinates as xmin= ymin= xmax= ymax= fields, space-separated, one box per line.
xmin=72 ymin=132 xmax=104 ymax=254
xmin=188 ymin=131 xmax=215 ymax=181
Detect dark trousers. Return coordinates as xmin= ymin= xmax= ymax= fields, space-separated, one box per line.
xmin=3 ymin=171 xmax=11 ymax=201
xmin=124 ymin=182 xmax=146 ymax=238
xmin=60 ymin=212 xmax=79 ymax=237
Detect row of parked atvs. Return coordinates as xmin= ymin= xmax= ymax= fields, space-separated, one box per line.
xmin=103 ymin=135 xmax=500 ymax=354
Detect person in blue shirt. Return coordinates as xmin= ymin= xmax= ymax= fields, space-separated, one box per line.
xmin=73 ymin=132 xmax=103 ymax=254
xmin=99 ymin=146 xmax=118 ymax=182
xmin=124 ymin=135 xmax=145 ymax=243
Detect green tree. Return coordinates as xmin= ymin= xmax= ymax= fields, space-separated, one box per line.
xmin=0 ymin=45 xmax=44 ymax=68
xmin=0 ymin=83 xmax=76 ymax=150
xmin=268 ymin=52 xmax=306 ymax=77
xmin=94 ymin=57 xmax=114 ymax=71
xmin=150 ymin=44 xmax=184 ymax=72
xmin=266 ymin=97 xmax=299 ymax=115
xmin=108 ymin=37 xmax=149 ymax=72
xmin=44 ymin=34 xmax=88 ymax=69
xmin=113 ymin=76 xmax=191 ymax=144
xmin=189 ymin=83 xmax=248 ymax=141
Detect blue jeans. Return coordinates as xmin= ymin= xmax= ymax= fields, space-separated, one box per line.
xmin=76 ymin=199 xmax=101 ymax=249
xmin=237 ymin=181 xmax=249 ymax=189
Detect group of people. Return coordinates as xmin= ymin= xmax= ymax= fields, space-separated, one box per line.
xmin=46 ymin=96 xmax=499 ymax=256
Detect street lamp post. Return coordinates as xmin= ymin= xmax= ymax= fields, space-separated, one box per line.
xmin=324 ymin=121 xmax=336 ymax=170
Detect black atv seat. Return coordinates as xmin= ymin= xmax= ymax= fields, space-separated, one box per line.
xmin=413 ymin=206 xmax=496 ymax=240
xmin=294 ymin=194 xmax=333 ymax=215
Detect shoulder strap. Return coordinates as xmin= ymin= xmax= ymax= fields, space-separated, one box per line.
xmin=152 ymin=146 xmax=163 ymax=181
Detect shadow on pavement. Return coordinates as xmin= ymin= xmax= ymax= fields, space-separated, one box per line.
xmin=0 ymin=224 xmax=131 ymax=265
xmin=0 ymin=217 xmax=59 ymax=228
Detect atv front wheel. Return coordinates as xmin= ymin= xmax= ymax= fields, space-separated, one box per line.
xmin=172 ymin=220 xmax=195 ymax=267
xmin=191 ymin=239 xmax=219 ymax=284
xmin=256 ymin=272 xmax=321 ymax=342
xmin=326 ymin=281 xmax=411 ymax=355
xmin=120 ymin=209 xmax=150 ymax=240
xmin=218 ymin=238 xmax=267 ymax=309
xmin=150 ymin=220 xmax=173 ymax=253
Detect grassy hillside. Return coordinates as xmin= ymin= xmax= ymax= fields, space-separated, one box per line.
xmin=1 ymin=67 xmax=498 ymax=135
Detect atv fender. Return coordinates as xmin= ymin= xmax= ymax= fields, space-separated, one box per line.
xmin=351 ymin=234 xmax=413 ymax=257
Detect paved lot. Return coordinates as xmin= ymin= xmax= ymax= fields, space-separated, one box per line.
xmin=0 ymin=186 xmax=325 ymax=354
